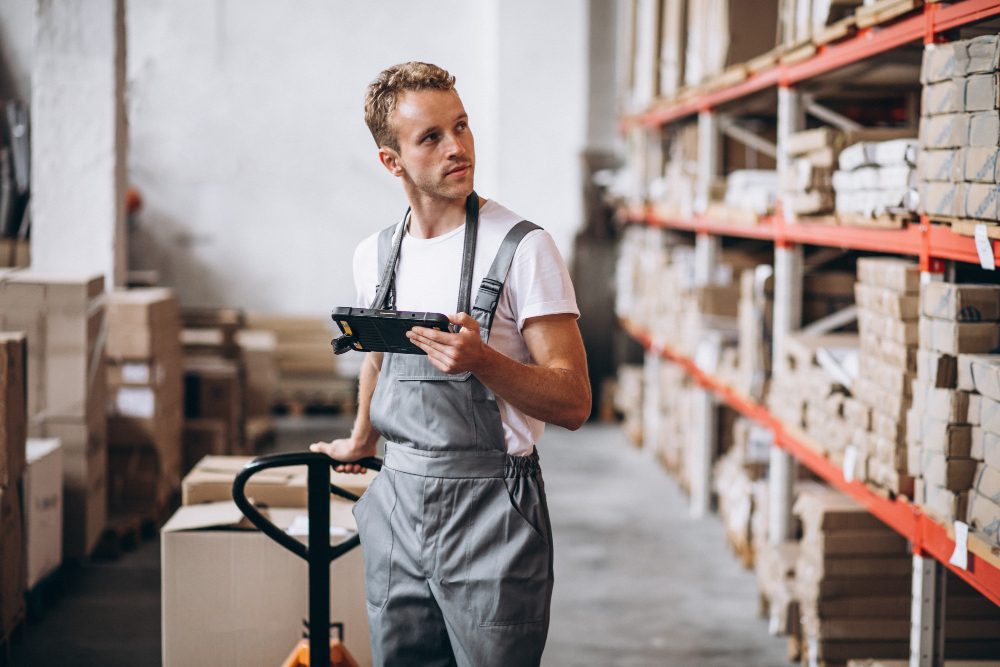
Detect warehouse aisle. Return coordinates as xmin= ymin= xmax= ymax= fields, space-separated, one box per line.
xmin=542 ymin=423 xmax=787 ymax=666
xmin=7 ymin=419 xmax=786 ymax=666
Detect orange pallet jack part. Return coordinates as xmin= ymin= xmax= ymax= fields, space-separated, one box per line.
xmin=233 ymin=452 xmax=382 ymax=667
xmin=281 ymin=638 xmax=360 ymax=667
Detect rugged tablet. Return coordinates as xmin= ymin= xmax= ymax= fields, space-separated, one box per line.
xmin=331 ymin=307 xmax=451 ymax=355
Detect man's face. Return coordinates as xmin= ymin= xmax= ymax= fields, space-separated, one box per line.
xmin=382 ymin=89 xmax=475 ymax=201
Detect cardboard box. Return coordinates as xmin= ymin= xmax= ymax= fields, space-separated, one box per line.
xmin=0 ymin=332 xmax=26 ymax=488
xmin=970 ymin=355 xmax=1000 ymax=402
xmin=922 ymin=452 xmax=977 ymax=491
xmin=970 ymin=111 xmax=1000 ymax=148
xmin=965 ymin=73 xmax=1000 ymax=112
xmin=161 ymin=501 xmax=370 ymax=667
xmin=23 ymin=438 xmax=62 ymax=589
xmin=182 ymin=419 xmax=228 ymax=475
xmin=861 ymin=333 xmax=917 ymax=373
xmin=981 ymin=396 xmax=1000 ymax=435
xmin=921 ymin=417 xmax=973 ymax=457
xmin=925 ymin=388 xmax=972 ymax=424
xmin=843 ymin=398 xmax=871 ymax=431
xmin=917 ymin=349 xmax=957 ymax=389
xmin=919 ymin=113 xmax=969 ymax=149
xmin=919 ymin=481 xmax=969 ymax=525
xmin=236 ymin=329 xmax=278 ymax=419
xmin=921 ymin=283 xmax=1000 ymax=322
xmin=0 ymin=486 xmax=24 ymax=637
xmin=919 ymin=318 xmax=1000 ymax=356
xmin=921 ymin=42 xmax=962 ymax=84
xmin=970 ymin=394 xmax=983 ymax=427
xmin=182 ymin=455 xmax=375 ymax=507
xmin=920 ymin=181 xmax=966 ymax=217
xmin=981 ymin=430 xmax=1000 ymax=470
xmin=972 ymin=427 xmax=985 ymax=461
xmin=918 ymin=148 xmax=963 ymax=183
xmin=106 ymin=288 xmax=181 ymax=359
xmin=966 ymin=34 xmax=1000 ymax=75
xmin=965 ymin=182 xmax=1000 ymax=221
xmin=856 ymin=258 xmax=921 ymax=294
xmin=855 ymin=285 xmax=919 ymax=320
xmin=973 ymin=462 xmax=1000 ymax=504
xmin=963 ymin=147 xmax=1000 ymax=183
xmin=922 ymin=79 xmax=964 ymax=116
xmin=966 ymin=491 xmax=999 ymax=547
xmin=184 ymin=357 xmax=243 ymax=454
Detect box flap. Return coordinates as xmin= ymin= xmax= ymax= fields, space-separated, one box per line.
xmin=162 ymin=501 xmax=260 ymax=533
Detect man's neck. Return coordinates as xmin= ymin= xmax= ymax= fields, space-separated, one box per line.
xmin=404 ymin=188 xmax=487 ymax=240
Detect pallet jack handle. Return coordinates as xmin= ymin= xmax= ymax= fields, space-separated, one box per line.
xmin=233 ymin=452 xmax=382 ymax=667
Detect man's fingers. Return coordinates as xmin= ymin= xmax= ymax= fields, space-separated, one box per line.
xmin=448 ymin=312 xmax=478 ymax=331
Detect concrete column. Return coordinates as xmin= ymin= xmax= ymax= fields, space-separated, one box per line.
xmin=31 ymin=0 xmax=127 ymax=288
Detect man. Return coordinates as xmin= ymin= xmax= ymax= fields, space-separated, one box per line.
xmin=311 ymin=61 xmax=590 ymax=666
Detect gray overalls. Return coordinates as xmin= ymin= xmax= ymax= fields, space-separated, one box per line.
xmin=353 ymin=194 xmax=554 ymax=666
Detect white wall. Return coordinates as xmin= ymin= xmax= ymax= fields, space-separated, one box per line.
xmin=124 ymin=0 xmax=588 ymax=314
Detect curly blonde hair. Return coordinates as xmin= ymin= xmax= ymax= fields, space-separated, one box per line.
xmin=364 ymin=62 xmax=457 ymax=152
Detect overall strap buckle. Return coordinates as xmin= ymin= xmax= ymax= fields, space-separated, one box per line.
xmin=473 ymin=277 xmax=503 ymax=316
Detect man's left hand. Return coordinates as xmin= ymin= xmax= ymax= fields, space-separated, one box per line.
xmin=406 ymin=312 xmax=488 ymax=374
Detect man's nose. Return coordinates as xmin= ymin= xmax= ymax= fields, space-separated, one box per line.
xmin=444 ymin=133 xmax=467 ymax=158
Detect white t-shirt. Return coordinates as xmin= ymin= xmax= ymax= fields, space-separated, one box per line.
xmin=352 ymin=199 xmax=579 ymax=455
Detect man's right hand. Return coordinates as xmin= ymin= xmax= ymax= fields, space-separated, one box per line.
xmin=309 ymin=438 xmax=376 ymax=474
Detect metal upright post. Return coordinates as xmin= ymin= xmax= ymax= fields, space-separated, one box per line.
xmin=690 ymin=109 xmax=721 ymax=518
xmin=910 ymin=554 xmax=946 ymax=667
xmin=308 ymin=459 xmax=331 ymax=666
xmin=769 ymin=86 xmax=804 ymax=544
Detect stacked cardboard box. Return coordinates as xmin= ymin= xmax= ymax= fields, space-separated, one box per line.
xmin=832 ymin=138 xmax=919 ymax=220
xmin=184 ymin=356 xmax=243 ymax=461
xmin=908 ymin=283 xmax=1000 ymax=530
xmin=654 ymin=124 xmax=698 ymax=220
xmin=0 ymin=332 xmax=26 ymax=638
xmin=961 ymin=352 xmax=1000 ymax=547
xmin=106 ymin=288 xmax=183 ymax=515
xmin=713 ymin=418 xmax=771 ymax=567
xmin=918 ymin=36 xmax=1000 ymax=220
xmin=783 ymin=129 xmax=839 ymax=215
xmin=0 ymin=271 xmax=107 ymax=559
xmin=23 ymin=438 xmax=62 ymax=590
xmin=794 ymin=485 xmax=913 ymax=665
xmin=852 ymin=258 xmax=921 ymax=498
xmin=235 ymin=329 xmax=278 ymax=451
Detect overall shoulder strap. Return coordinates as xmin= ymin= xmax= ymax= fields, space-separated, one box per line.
xmin=371 ymin=214 xmax=407 ymax=310
xmin=472 ymin=220 xmax=541 ymax=340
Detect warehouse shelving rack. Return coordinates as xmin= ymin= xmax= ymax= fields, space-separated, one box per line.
xmin=620 ymin=2 xmax=1000 ymax=664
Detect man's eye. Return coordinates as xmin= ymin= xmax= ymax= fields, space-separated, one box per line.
xmin=423 ymin=133 xmax=438 ymax=143
xmin=457 ymin=122 xmax=467 ymax=131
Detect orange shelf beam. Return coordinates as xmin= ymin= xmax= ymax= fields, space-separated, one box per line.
xmin=634 ymin=207 xmax=1000 ymax=267
xmin=629 ymin=0 xmax=1000 ymax=129
xmin=621 ymin=317 xmax=1000 ymax=607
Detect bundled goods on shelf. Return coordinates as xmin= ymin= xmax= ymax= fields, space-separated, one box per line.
xmin=245 ymin=313 xmax=353 ymax=412
xmin=646 ymin=361 xmax=696 ymax=475
xmin=852 ymin=258 xmax=921 ymax=498
xmin=614 ymin=364 xmax=644 ymax=446
xmin=832 ymin=138 xmax=918 ymax=221
xmin=783 ymin=128 xmax=839 ymax=215
xmin=907 ymin=282 xmax=1000 ymax=537
xmin=235 ymin=329 xmax=277 ymax=451
xmin=23 ymin=438 xmax=62 ymax=592
xmin=0 ymin=331 xmax=26 ymax=637
xmin=0 ymin=270 xmax=107 ymax=559
xmin=713 ymin=418 xmax=771 ymax=567
xmin=722 ymin=170 xmax=778 ymax=219
xmin=918 ymin=35 xmax=1000 ymax=222
xmin=653 ymin=123 xmax=698 ymax=220
xmin=683 ymin=0 xmax=779 ymax=88
xmin=105 ymin=288 xmax=183 ymax=516
xmin=783 ymin=0 xmax=863 ymax=46
xmin=793 ymin=485 xmax=914 ymax=665
xmin=767 ymin=331 xmax=859 ymax=465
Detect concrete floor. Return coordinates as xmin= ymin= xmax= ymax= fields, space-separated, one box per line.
xmin=8 ymin=419 xmax=787 ymax=666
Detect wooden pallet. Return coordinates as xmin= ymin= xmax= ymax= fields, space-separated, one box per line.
xmin=836 ymin=211 xmax=914 ymax=229
xmin=855 ymin=0 xmax=922 ymax=29
xmin=926 ymin=215 xmax=1000 ymax=240
xmin=813 ymin=14 xmax=858 ymax=47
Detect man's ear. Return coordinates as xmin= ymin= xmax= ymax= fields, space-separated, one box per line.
xmin=378 ymin=146 xmax=404 ymax=177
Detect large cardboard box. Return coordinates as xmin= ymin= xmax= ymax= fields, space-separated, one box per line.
xmin=23 ymin=438 xmax=62 ymax=589
xmin=918 ymin=148 xmax=962 ymax=182
xmin=236 ymin=330 xmax=278 ymax=419
xmin=0 ymin=486 xmax=24 ymax=637
xmin=161 ymin=501 xmax=370 ymax=666
xmin=856 ymin=258 xmax=920 ymax=294
xmin=917 ymin=349 xmax=957 ymax=389
xmin=184 ymin=357 xmax=243 ymax=454
xmin=973 ymin=463 xmax=1000 ymax=504
xmin=966 ymin=490 xmax=999 ymax=546
xmin=0 ymin=333 xmax=26 ymax=488
xmin=106 ymin=288 xmax=181 ymax=359
xmin=182 ymin=455 xmax=375 ymax=507
xmin=964 ymin=147 xmax=1000 ymax=183
xmin=921 ymin=283 xmax=1000 ymax=322
xmin=969 ymin=355 xmax=1000 ymax=402
xmin=921 ymin=42 xmax=962 ymax=84
xmin=921 ymin=181 xmax=966 ymax=217
xmin=922 ymin=452 xmax=977 ymax=492
xmin=919 ymin=318 xmax=1000 ymax=356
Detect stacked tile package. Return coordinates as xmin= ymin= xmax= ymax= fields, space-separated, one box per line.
xmin=832 ymin=138 xmax=919 ymax=220
xmin=907 ymin=283 xmax=1000 ymax=534
xmin=105 ymin=288 xmax=183 ymax=516
xmin=782 ymin=128 xmax=840 ymax=215
xmin=918 ymin=35 xmax=1000 ymax=221
xmin=0 ymin=271 xmax=107 ymax=559
xmin=713 ymin=418 xmax=771 ymax=566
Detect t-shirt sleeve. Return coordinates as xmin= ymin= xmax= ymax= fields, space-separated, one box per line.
xmin=506 ymin=229 xmax=580 ymax=331
xmin=352 ymin=234 xmax=378 ymax=308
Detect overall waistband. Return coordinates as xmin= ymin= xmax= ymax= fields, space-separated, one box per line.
xmin=383 ymin=441 xmax=540 ymax=479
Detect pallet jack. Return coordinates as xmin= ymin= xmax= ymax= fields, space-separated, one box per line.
xmin=233 ymin=452 xmax=382 ymax=667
